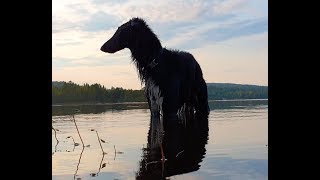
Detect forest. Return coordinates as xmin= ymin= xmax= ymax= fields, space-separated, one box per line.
xmin=206 ymin=83 xmax=268 ymax=100
xmin=52 ymin=81 xmax=268 ymax=104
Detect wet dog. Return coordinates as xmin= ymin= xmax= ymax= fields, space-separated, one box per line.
xmin=101 ymin=17 xmax=209 ymax=121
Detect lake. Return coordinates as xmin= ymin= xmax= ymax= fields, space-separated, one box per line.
xmin=52 ymin=99 xmax=268 ymax=180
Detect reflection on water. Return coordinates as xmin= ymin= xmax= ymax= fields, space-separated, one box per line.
xmin=52 ymin=100 xmax=267 ymax=116
xmin=136 ymin=114 xmax=209 ymax=179
xmin=52 ymin=99 xmax=268 ymax=180
xmin=74 ymin=146 xmax=84 ymax=179
xmin=52 ymin=102 xmax=149 ymax=116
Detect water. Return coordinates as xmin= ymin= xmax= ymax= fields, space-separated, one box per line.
xmin=52 ymin=99 xmax=268 ymax=180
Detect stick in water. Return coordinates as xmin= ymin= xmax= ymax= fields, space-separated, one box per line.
xmin=72 ymin=114 xmax=84 ymax=147
xmin=52 ymin=125 xmax=59 ymax=144
xmin=73 ymin=146 xmax=85 ymax=180
xmin=95 ymin=130 xmax=106 ymax=154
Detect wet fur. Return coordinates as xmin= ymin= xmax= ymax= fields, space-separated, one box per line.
xmin=101 ymin=18 xmax=209 ymax=120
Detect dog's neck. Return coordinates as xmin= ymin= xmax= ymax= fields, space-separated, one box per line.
xmin=146 ymin=48 xmax=164 ymax=69
xmin=130 ymin=45 xmax=162 ymax=66
xmin=129 ymin=35 xmax=162 ymax=83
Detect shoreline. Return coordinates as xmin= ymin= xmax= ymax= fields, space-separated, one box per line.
xmin=52 ymin=99 xmax=268 ymax=107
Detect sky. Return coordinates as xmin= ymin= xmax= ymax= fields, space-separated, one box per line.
xmin=53 ymin=0 xmax=268 ymax=90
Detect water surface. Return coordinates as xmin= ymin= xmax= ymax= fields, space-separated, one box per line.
xmin=52 ymin=99 xmax=268 ymax=180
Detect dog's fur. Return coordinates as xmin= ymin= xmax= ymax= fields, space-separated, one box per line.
xmin=101 ymin=17 xmax=209 ymax=120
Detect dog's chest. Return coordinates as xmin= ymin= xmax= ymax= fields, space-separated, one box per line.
xmin=145 ymin=78 xmax=163 ymax=114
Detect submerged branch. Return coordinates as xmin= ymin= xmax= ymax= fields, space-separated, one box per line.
xmin=95 ymin=131 xmax=106 ymax=154
xmin=97 ymin=153 xmax=106 ymax=176
xmin=52 ymin=125 xmax=59 ymax=152
xmin=71 ymin=115 xmax=85 ymax=147
xmin=113 ymin=145 xmax=124 ymax=161
xmin=74 ymin=146 xmax=85 ymax=180
xmin=52 ymin=125 xmax=59 ymax=144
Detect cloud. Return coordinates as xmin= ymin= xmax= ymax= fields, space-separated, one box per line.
xmin=82 ymin=11 xmax=121 ymax=32
xmin=55 ymin=42 xmax=83 ymax=46
xmin=199 ymin=17 xmax=267 ymax=46
xmin=213 ymin=0 xmax=249 ymax=15
xmin=52 ymin=0 xmax=94 ymax=33
xmin=52 ymin=0 xmax=268 ymax=89
xmin=85 ymin=0 xmax=211 ymax=25
xmin=163 ymin=17 xmax=267 ymax=50
xmin=91 ymin=0 xmax=128 ymax=4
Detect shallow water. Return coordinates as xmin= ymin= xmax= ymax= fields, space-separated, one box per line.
xmin=52 ymin=99 xmax=268 ymax=180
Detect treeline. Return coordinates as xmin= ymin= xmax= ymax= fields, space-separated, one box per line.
xmin=207 ymin=83 xmax=268 ymax=100
xmin=52 ymin=81 xmax=268 ymax=104
xmin=52 ymin=81 xmax=146 ymax=104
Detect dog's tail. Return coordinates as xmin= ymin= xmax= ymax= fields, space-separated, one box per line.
xmin=194 ymin=64 xmax=210 ymax=118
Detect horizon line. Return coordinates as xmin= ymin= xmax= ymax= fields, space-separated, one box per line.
xmin=52 ymin=80 xmax=268 ymax=89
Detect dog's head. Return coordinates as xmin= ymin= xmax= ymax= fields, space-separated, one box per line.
xmin=100 ymin=18 xmax=142 ymax=53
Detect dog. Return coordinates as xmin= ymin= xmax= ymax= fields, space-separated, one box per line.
xmin=100 ymin=17 xmax=209 ymax=121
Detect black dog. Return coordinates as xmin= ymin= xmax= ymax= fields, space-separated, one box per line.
xmin=101 ymin=17 xmax=209 ymax=121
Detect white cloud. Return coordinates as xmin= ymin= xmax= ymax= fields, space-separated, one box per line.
xmin=53 ymin=0 xmax=214 ymax=33
xmin=212 ymin=0 xmax=249 ymax=15
xmin=163 ymin=18 xmax=238 ymax=48
xmin=90 ymin=0 xmax=208 ymax=24
xmin=163 ymin=24 xmax=212 ymax=48
xmin=52 ymin=0 xmax=268 ymax=88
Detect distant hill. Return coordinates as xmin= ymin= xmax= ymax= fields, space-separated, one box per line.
xmin=207 ymin=83 xmax=266 ymax=88
xmin=206 ymin=83 xmax=267 ymax=100
xmin=52 ymin=81 xmax=267 ymax=104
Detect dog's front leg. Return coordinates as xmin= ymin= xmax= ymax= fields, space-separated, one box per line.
xmin=162 ymin=78 xmax=181 ymax=123
xmin=146 ymin=78 xmax=162 ymax=118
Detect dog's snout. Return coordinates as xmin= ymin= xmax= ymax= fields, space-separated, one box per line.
xmin=100 ymin=41 xmax=117 ymax=53
xmin=100 ymin=45 xmax=105 ymax=52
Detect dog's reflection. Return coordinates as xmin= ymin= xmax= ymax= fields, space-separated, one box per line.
xmin=136 ymin=115 xmax=209 ymax=179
